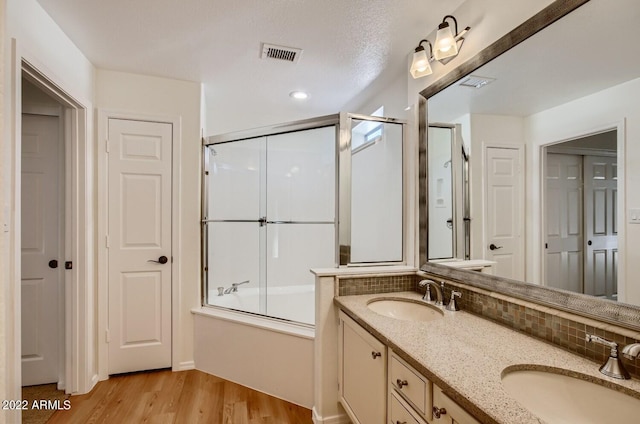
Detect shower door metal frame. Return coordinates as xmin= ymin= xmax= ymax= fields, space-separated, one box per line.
xmin=201 ymin=115 xmax=340 ymax=307
xmin=427 ymin=122 xmax=470 ymax=262
xmin=200 ymin=112 xmax=408 ymax=309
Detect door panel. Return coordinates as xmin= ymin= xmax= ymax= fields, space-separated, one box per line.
xmin=485 ymin=147 xmax=524 ymax=280
xmin=545 ymin=154 xmax=583 ymax=293
xmin=584 ymin=156 xmax=617 ymax=299
xmin=21 ymin=114 xmax=61 ymax=386
xmin=108 ymin=119 xmax=172 ymax=374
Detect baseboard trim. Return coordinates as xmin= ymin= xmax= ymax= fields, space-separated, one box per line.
xmin=176 ymin=360 xmax=195 ymax=371
xmin=312 ymin=407 xmax=350 ymax=424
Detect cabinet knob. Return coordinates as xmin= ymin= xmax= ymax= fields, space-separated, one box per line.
xmin=371 ymin=351 xmax=381 ymax=359
xmin=433 ymin=406 xmax=447 ymax=419
xmin=396 ymin=379 xmax=409 ymax=388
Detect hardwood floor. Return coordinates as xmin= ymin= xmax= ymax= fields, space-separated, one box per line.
xmin=47 ymin=369 xmax=313 ymax=424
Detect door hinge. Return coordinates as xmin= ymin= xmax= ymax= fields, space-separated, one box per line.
xmin=105 ymin=139 xmax=110 ymax=153
xmin=105 ymin=329 xmax=110 ymax=343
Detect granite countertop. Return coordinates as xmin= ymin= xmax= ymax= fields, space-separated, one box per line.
xmin=335 ymin=291 xmax=640 ymax=424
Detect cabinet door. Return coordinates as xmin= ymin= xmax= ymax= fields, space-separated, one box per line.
xmin=432 ymin=386 xmax=480 ymax=424
xmin=340 ymin=312 xmax=387 ymax=424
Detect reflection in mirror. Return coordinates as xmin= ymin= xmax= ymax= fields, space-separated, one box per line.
xmin=544 ymin=130 xmax=618 ymax=300
xmin=424 ymin=0 xmax=640 ymax=304
xmin=427 ymin=124 xmax=469 ymax=260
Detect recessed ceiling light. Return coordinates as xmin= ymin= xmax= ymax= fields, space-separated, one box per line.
xmin=289 ymin=91 xmax=309 ymax=100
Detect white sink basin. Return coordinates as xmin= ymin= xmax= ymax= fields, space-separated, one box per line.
xmin=502 ymin=367 xmax=640 ymax=423
xmin=367 ymin=299 xmax=443 ymax=322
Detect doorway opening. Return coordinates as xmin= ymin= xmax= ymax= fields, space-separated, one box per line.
xmin=20 ymin=77 xmax=67 ymax=391
xmin=12 ymin=59 xmax=91 ymax=403
xmin=543 ymin=129 xmax=618 ymax=299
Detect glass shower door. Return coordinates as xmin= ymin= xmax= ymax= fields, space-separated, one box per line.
xmin=205 ymin=125 xmax=337 ymax=324
xmin=205 ymin=137 xmax=265 ymax=314
xmin=265 ymin=127 xmax=336 ymax=324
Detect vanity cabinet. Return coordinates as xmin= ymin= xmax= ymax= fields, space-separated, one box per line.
xmin=339 ymin=311 xmax=480 ymax=424
xmin=432 ymin=385 xmax=480 ymax=424
xmin=389 ymin=352 xmax=480 ymax=424
xmin=338 ymin=311 xmax=387 ymax=424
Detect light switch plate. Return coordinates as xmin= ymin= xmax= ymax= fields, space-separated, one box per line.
xmin=630 ymin=209 xmax=640 ymax=224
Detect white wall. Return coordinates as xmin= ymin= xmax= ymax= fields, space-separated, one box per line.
xmin=347 ymin=69 xmax=409 ymax=119
xmin=524 ymin=77 xmax=640 ymax=304
xmin=3 ymin=0 xmax=96 ymax=411
xmin=95 ymin=69 xmax=202 ymax=372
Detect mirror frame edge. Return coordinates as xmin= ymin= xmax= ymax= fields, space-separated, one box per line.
xmin=419 ymin=0 xmax=640 ymax=332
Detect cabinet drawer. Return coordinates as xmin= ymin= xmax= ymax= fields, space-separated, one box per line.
xmin=390 ymin=354 xmax=429 ymax=415
xmin=389 ymin=392 xmax=423 ymax=424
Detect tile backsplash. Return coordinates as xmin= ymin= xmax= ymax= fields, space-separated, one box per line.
xmin=336 ymin=272 xmax=640 ymax=378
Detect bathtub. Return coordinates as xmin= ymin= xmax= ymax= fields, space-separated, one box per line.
xmin=193 ymin=284 xmax=315 ymax=408
xmin=206 ymin=284 xmax=315 ymax=325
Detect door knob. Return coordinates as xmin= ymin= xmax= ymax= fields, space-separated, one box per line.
xmin=588 ymin=240 xmax=592 ymax=246
xmin=489 ymin=243 xmax=503 ymax=251
xmin=48 ymin=260 xmax=58 ymax=269
xmin=148 ymin=256 xmax=169 ymax=264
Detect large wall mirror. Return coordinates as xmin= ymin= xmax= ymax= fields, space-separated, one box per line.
xmin=421 ymin=0 xmax=640 ymax=323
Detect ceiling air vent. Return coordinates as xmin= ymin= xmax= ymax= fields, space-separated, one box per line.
xmin=459 ymin=75 xmax=496 ymax=89
xmin=261 ymin=43 xmax=303 ymax=64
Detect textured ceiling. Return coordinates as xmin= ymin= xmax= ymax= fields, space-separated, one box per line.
xmin=36 ymin=0 xmax=464 ymax=133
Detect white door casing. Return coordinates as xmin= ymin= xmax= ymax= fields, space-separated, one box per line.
xmin=545 ymin=154 xmax=584 ymax=293
xmin=584 ymin=155 xmax=618 ymax=298
xmin=484 ymin=146 xmax=525 ymax=280
xmin=21 ymin=113 xmax=62 ymax=386
xmin=107 ymin=118 xmax=172 ymax=375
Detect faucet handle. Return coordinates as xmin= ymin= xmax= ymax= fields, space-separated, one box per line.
xmin=446 ymin=291 xmax=462 ymax=311
xmin=423 ymin=285 xmax=433 ymax=302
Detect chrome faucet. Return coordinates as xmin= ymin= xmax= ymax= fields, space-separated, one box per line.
xmin=223 ymin=280 xmax=250 ymax=294
xmin=586 ymin=334 xmax=630 ymax=379
xmin=418 ymin=279 xmax=444 ymax=306
xmin=622 ymin=343 xmax=640 ymax=360
xmin=446 ymin=291 xmax=462 ymax=311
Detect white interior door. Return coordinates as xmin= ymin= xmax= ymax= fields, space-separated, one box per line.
xmin=545 ymin=154 xmax=583 ymax=292
xmin=107 ymin=118 xmax=172 ymax=375
xmin=484 ymin=146 xmax=524 ymax=280
xmin=584 ymin=155 xmax=617 ymax=298
xmin=21 ymin=113 xmax=62 ymax=386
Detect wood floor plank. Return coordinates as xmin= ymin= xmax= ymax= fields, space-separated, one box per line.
xmin=47 ymin=370 xmax=312 ymax=424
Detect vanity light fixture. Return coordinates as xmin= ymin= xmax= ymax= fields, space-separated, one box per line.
xmin=433 ymin=15 xmax=470 ymax=61
xmin=410 ymin=39 xmax=434 ymax=79
xmin=409 ymin=15 xmax=470 ymax=79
